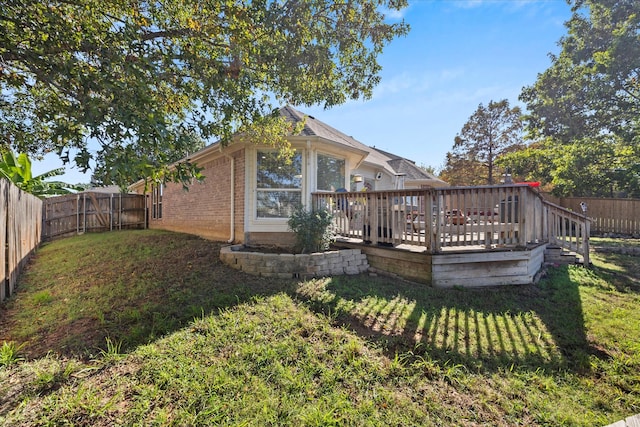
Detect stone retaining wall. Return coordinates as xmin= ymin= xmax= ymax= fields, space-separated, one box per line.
xmin=220 ymin=245 xmax=369 ymax=279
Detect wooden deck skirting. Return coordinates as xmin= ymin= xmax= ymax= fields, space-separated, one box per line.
xmin=334 ymin=239 xmax=547 ymax=288
xmin=333 ymin=240 xmax=432 ymax=285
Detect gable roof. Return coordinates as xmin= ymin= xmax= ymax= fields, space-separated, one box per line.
xmin=357 ymin=144 xmax=445 ymax=185
xmin=283 ymin=106 xmax=447 ymax=186
xmin=369 ymin=147 xmax=443 ymax=182
xmin=279 ymin=105 xmax=367 ymax=153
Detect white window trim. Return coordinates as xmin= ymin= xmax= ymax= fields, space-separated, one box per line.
xmin=151 ymin=182 xmax=163 ymax=220
xmin=314 ymin=150 xmax=349 ymax=193
xmin=247 ymin=146 xmax=307 ymax=232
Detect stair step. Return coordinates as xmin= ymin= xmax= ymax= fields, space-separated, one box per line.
xmin=544 ymin=246 xmax=580 ymax=265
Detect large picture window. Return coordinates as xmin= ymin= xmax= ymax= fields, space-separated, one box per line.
xmin=256 ymin=151 xmax=302 ymax=218
xmin=317 ymin=153 xmax=345 ymax=192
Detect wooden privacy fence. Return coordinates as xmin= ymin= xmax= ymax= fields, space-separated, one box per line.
xmin=43 ymin=192 xmax=147 ymax=240
xmin=1 ymin=179 xmax=43 ymax=302
xmin=551 ymin=196 xmax=640 ymax=236
xmin=313 ymin=184 xmax=590 ymax=265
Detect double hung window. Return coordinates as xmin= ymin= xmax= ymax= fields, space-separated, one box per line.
xmin=256 ymin=151 xmax=302 ymax=218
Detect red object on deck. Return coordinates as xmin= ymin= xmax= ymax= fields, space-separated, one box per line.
xmin=518 ymin=181 xmax=540 ymax=187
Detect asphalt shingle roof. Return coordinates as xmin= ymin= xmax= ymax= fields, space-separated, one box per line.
xmin=281 ymin=105 xmax=446 ymax=185
xmin=280 ymin=105 xmax=366 ymax=151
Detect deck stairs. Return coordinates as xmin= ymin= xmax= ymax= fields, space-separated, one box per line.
xmin=544 ymin=245 xmax=582 ymax=266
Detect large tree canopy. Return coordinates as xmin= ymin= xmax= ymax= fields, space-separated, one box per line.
xmin=0 ymin=0 xmax=408 ymax=188
xmin=498 ymin=135 xmax=640 ymax=197
xmin=516 ymin=0 xmax=640 ymax=197
xmin=443 ymin=99 xmax=523 ymax=185
xmin=521 ymin=0 xmax=640 ymax=141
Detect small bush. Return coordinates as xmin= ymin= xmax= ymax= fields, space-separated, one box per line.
xmin=0 ymin=341 xmax=25 ymax=367
xmin=287 ymin=205 xmax=334 ymax=253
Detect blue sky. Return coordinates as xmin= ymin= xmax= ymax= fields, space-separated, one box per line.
xmin=32 ymin=0 xmax=573 ymax=184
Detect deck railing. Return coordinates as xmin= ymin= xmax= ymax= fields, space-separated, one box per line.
xmin=312 ymin=184 xmax=590 ymax=265
xmin=541 ymin=199 xmax=590 ymax=265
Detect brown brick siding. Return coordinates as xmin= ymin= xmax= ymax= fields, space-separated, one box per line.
xmin=244 ymin=231 xmax=296 ymax=248
xmin=148 ymin=148 xmax=245 ymax=243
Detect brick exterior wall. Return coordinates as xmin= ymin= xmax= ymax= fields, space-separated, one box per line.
xmin=244 ymin=231 xmax=296 ymax=248
xmin=147 ymin=148 xmax=245 ymax=242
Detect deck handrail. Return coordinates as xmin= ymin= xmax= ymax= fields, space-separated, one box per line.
xmin=312 ymin=184 xmax=590 ymax=266
xmin=540 ymin=198 xmax=590 ymax=266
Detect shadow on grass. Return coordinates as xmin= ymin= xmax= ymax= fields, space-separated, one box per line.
xmin=295 ymin=265 xmax=602 ymax=373
xmin=589 ymin=252 xmax=640 ymax=294
xmin=0 ymin=231 xmax=296 ymax=360
xmin=2 ymin=230 xmax=623 ymax=373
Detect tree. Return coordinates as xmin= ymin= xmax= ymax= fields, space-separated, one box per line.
xmin=521 ymin=0 xmax=640 ymax=142
xmin=495 ymin=140 xmax=554 ymax=186
xmin=446 ymin=99 xmax=523 ymax=185
xmin=516 ymin=0 xmax=640 ymax=197
xmin=498 ymin=135 xmax=640 ymax=197
xmin=0 ymin=148 xmax=81 ymax=197
xmin=438 ymin=152 xmax=486 ymax=187
xmin=418 ymin=163 xmax=438 ymax=176
xmin=0 ymin=0 xmax=409 ymax=188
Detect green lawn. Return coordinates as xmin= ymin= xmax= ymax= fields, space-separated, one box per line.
xmin=1 ymin=230 xmax=639 ymax=426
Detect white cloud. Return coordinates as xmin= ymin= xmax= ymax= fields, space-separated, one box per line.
xmin=382 ymin=7 xmax=406 ymax=20
xmin=439 ymin=67 xmax=466 ymax=81
xmin=453 ymin=0 xmax=486 ymax=10
xmin=381 ymin=3 xmax=411 ymax=20
xmin=452 ymin=0 xmax=549 ymax=13
xmin=372 ymin=72 xmax=421 ymax=98
xmin=371 ymin=67 xmax=467 ymax=100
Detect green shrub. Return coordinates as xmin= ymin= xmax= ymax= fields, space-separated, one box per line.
xmin=0 ymin=341 xmax=25 ymax=367
xmin=287 ymin=205 xmax=334 ymax=253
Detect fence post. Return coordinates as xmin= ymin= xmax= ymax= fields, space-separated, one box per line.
xmin=83 ymin=193 xmax=87 ymax=233
xmin=76 ymin=194 xmax=80 ymax=235
xmin=110 ymin=194 xmax=114 ymax=231
xmin=1 ymin=181 xmax=7 ymax=301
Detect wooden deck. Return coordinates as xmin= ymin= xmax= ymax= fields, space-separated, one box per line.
xmin=605 ymin=413 xmax=640 ymax=427
xmin=315 ymin=184 xmax=589 ymax=288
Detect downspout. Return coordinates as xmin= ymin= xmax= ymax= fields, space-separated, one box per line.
xmin=306 ymin=140 xmax=312 ymax=209
xmin=221 ymin=148 xmax=235 ymax=243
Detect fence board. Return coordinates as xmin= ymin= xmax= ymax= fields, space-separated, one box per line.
xmin=554 ymin=196 xmax=640 ymax=236
xmin=1 ymin=178 xmax=43 ymax=301
xmin=42 ymin=192 xmax=146 ymax=240
xmin=0 ymin=180 xmax=6 ymax=301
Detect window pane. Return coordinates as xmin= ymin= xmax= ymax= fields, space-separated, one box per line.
xmin=317 ymin=154 xmax=345 ymax=191
xmin=256 ymin=191 xmax=301 ymax=218
xmin=257 ymin=151 xmax=302 ymax=189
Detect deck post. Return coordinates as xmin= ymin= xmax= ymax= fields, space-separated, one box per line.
xmin=433 ymin=190 xmax=443 ymax=252
xmin=519 ymin=186 xmax=528 ymax=246
xmin=583 ymin=218 xmax=590 ymax=267
xmin=426 ymin=190 xmax=434 ymax=253
xmin=371 ymin=194 xmax=379 ymax=245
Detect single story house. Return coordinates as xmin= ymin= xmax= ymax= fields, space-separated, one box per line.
xmin=129 ymin=106 xmax=447 ymax=246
